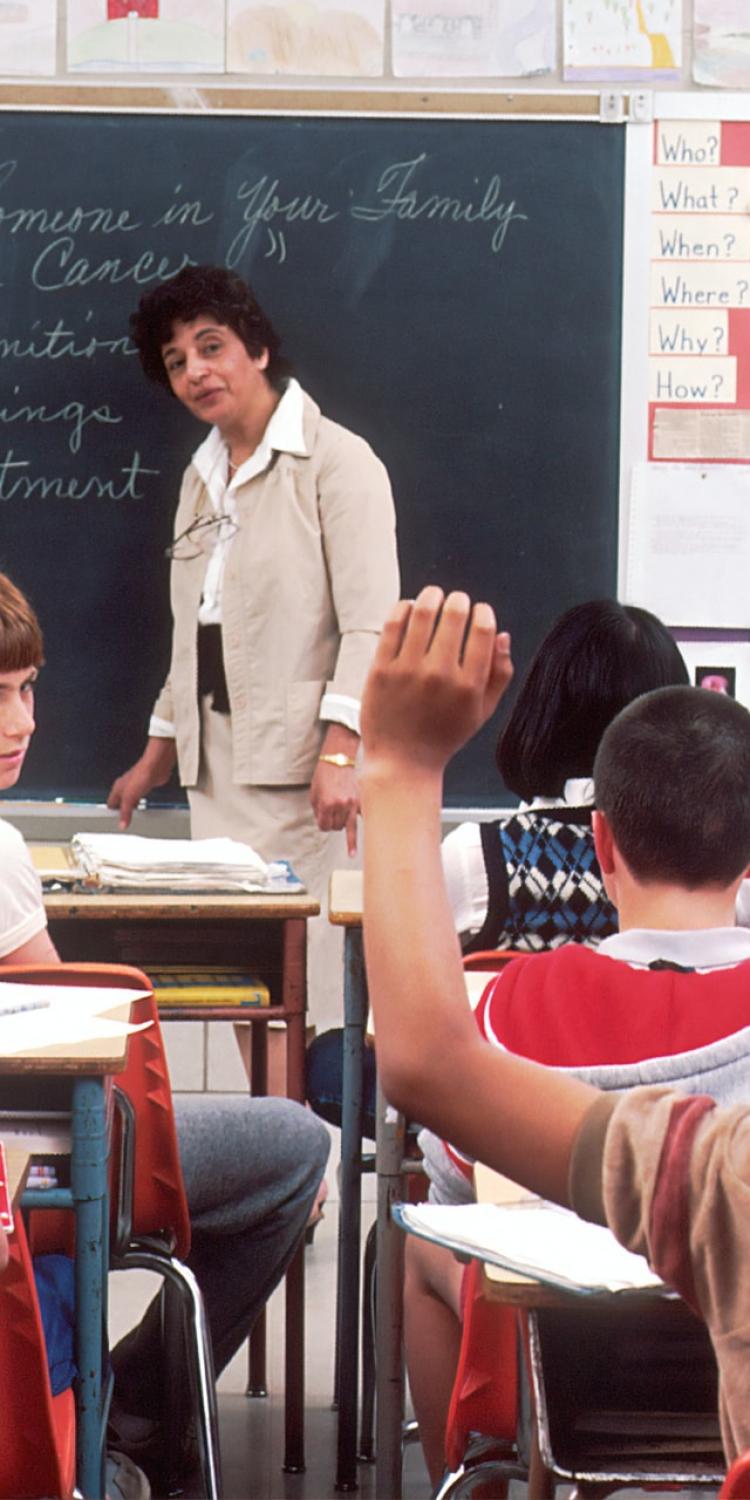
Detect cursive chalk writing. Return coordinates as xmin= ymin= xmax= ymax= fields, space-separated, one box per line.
xmin=0 ymin=449 xmax=159 ymax=502
xmin=226 ymin=175 xmax=339 ymax=267
xmin=32 ymin=240 xmax=194 ymax=291
xmin=152 ymin=184 xmax=214 ymax=229
xmin=0 ymin=389 xmax=122 ymax=454
xmin=0 ymin=316 xmax=135 ymax=362
xmin=0 ymin=160 xmax=142 ymax=236
xmin=350 ymin=155 xmax=526 ymax=254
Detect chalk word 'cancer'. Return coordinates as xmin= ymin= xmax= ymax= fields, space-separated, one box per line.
xmin=31 ymin=239 xmax=194 ymax=292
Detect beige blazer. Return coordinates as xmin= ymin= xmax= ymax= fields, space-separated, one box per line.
xmin=152 ymin=389 xmax=399 ymax=787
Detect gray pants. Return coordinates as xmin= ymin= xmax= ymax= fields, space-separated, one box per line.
xmin=111 ymin=1093 xmax=329 ymax=1411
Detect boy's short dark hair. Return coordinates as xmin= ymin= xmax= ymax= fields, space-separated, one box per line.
xmin=594 ymin=685 xmax=750 ymax=888
xmin=0 ymin=572 xmax=44 ymax=672
xmin=130 ymin=265 xmax=291 ymax=393
xmin=497 ymin=600 xmax=689 ymax=801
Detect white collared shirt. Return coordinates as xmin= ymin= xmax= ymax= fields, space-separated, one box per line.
xmin=193 ymin=377 xmax=307 ymax=626
xmin=597 ymin=925 xmax=750 ymax=971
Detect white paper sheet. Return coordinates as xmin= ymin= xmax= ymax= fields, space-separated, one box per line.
xmin=625 ymin=462 xmax=750 ymax=627
xmin=0 ymin=983 xmax=150 ymax=1056
xmin=66 ymin=0 xmax=224 ymax=73
xmin=227 ymin=0 xmax=384 ymax=76
xmin=563 ymin=0 xmax=681 ymax=80
xmin=391 ymin=0 xmax=554 ymax=81
xmin=0 ymin=0 xmax=57 ymax=75
xmin=395 ymin=1200 xmax=662 ymax=1294
xmin=693 ymin=0 xmax=750 ymax=88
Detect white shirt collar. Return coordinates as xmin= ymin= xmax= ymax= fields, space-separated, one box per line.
xmin=523 ymin=778 xmax=595 ymax=812
xmin=190 ymin=377 xmax=307 ymax=503
xmin=598 ymin=926 xmax=750 ymax=970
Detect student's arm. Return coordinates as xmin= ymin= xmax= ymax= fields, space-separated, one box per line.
xmin=2 ymin=928 xmax=61 ymax=966
xmin=360 ymin=588 xmax=599 ymax=1207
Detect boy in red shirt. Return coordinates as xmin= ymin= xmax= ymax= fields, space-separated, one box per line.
xmin=361 ymin=587 xmax=750 ymax=1469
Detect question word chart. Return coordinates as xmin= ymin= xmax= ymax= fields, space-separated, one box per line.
xmin=649 ymin=118 xmax=750 ymax=463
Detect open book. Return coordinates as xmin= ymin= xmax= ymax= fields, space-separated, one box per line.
xmin=70 ymin=834 xmax=304 ymax=894
xmin=392 ymin=1199 xmax=664 ymax=1297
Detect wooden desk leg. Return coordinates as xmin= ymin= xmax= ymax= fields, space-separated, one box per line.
xmin=375 ymin=1088 xmax=406 ymax=1500
xmin=247 ymin=1025 xmax=269 ymax=1398
xmin=282 ymin=918 xmax=308 ymax=1474
xmin=336 ymin=926 xmax=366 ymax=1492
xmin=72 ymin=1075 xmax=108 ymax=1500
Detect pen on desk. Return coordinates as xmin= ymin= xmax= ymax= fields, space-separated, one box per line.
xmin=0 ymin=997 xmax=51 ymax=1017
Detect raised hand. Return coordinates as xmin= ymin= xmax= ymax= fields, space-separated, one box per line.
xmin=361 ymin=586 xmax=513 ymax=778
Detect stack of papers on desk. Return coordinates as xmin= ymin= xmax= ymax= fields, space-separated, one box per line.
xmin=71 ymin=834 xmax=304 ymax=894
xmin=393 ymin=1200 xmax=663 ymax=1297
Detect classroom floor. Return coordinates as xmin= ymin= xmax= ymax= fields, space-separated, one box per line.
xmin=109 ymin=1191 xmax=719 ymax=1500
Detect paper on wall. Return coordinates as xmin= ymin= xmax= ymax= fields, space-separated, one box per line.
xmin=625 ymin=462 xmax=750 ymax=628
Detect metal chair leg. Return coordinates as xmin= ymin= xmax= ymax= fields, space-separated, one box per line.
xmin=120 ymin=1243 xmax=223 ymax=1500
xmin=359 ymin=1220 xmax=378 ymax=1461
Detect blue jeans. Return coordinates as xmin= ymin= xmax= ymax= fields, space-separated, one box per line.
xmin=305 ymin=1027 xmax=378 ymax=1142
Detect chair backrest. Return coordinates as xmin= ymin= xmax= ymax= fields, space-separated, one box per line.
xmin=0 ymin=1211 xmax=76 ymax=1498
xmin=2 ymin=964 xmax=191 ymax=1261
xmin=462 ymin=950 xmax=526 ymax=973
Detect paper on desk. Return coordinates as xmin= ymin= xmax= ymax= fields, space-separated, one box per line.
xmin=394 ymin=1200 xmax=663 ymax=1296
xmin=0 ymin=983 xmax=150 ymax=1056
xmin=71 ymin=833 xmax=304 ymax=893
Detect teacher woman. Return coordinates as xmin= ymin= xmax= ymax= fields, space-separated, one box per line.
xmin=108 ymin=264 xmax=399 ymax=1024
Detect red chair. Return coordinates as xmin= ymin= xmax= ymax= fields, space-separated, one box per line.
xmin=720 ymin=1452 xmax=750 ymax=1497
xmin=4 ymin=963 xmax=220 ymax=1499
xmin=462 ymin=949 xmax=526 ymax=972
xmin=0 ymin=1211 xmax=76 ymax=1498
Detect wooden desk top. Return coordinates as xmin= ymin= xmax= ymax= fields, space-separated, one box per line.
xmin=6 ymin=1148 xmax=30 ymax=1206
xmin=0 ymin=999 xmax=132 ymax=1074
xmin=44 ymin=890 xmax=319 ymax=921
xmin=328 ymin=869 xmax=363 ymax=926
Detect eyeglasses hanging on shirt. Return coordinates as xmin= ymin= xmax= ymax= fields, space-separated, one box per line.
xmin=165 ymin=512 xmax=239 ymax=562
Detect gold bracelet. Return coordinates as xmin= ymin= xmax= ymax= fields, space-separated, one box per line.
xmin=318 ymin=752 xmax=357 ymax=768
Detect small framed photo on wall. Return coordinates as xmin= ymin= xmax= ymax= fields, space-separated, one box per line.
xmin=677 ymin=642 xmax=750 ymax=712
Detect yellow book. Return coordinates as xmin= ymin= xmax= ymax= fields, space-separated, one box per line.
xmin=148 ymin=968 xmax=271 ymax=1006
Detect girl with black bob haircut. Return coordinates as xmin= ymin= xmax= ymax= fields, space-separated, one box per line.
xmin=446 ymin=599 xmax=689 ymax=954
xmin=497 ymin=600 xmax=689 ymax=802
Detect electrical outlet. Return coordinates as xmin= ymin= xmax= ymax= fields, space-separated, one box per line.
xmin=600 ymin=91 xmax=625 ymax=124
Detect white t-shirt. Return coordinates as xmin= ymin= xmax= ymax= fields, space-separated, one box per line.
xmin=0 ymin=817 xmax=47 ymax=958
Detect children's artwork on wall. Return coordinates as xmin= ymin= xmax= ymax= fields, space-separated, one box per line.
xmin=563 ymin=0 xmax=681 ymax=80
xmin=67 ymin=0 xmax=224 ymax=72
xmin=391 ymin=0 xmax=554 ymax=80
xmin=226 ymin=0 xmax=384 ymax=75
xmin=0 ymin=0 xmax=56 ymax=75
xmin=693 ymin=1 xmax=750 ymax=88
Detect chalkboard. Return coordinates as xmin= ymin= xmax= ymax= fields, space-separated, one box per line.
xmin=0 ymin=108 xmax=624 ymax=807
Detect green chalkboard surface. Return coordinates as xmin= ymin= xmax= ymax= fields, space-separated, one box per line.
xmin=0 ymin=110 xmax=624 ymax=807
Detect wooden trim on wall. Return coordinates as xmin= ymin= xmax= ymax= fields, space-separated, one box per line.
xmin=0 ymin=83 xmax=609 ymax=118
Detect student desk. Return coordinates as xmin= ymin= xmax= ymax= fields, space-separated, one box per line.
xmin=328 ymin=870 xmax=496 ymax=1498
xmin=42 ymin=885 xmax=319 ymax=1474
xmin=1 ymin=1004 xmax=132 ymax=1500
